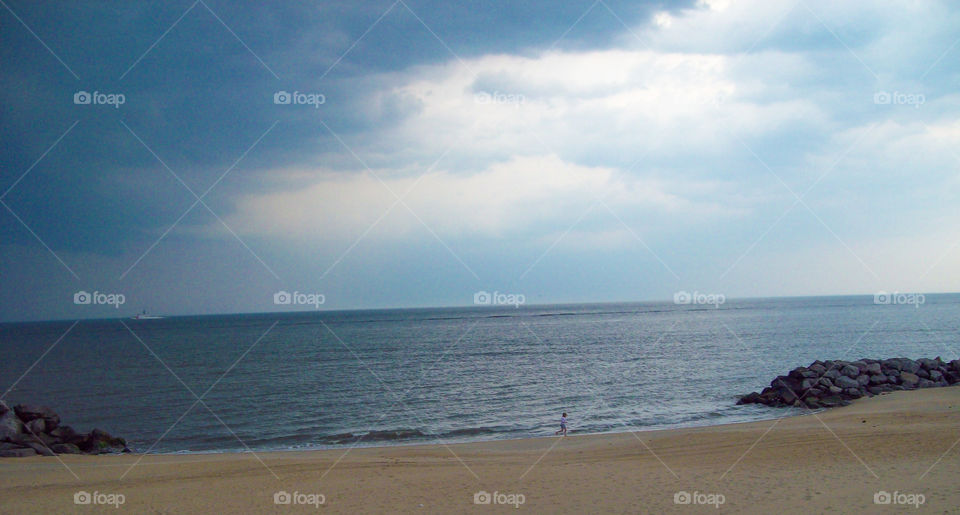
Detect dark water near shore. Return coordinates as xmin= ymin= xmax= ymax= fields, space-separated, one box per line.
xmin=1 ymin=295 xmax=958 ymax=454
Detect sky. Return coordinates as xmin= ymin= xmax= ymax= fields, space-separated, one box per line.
xmin=1 ymin=0 xmax=958 ymax=322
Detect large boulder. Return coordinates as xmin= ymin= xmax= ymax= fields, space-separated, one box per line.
xmin=865 ymin=363 xmax=883 ymax=375
xmin=12 ymin=405 xmax=55 ymax=423
xmin=900 ymin=372 xmax=920 ymax=387
xmin=929 ymin=370 xmax=944 ymax=382
xmin=844 ymin=388 xmax=864 ymax=398
xmin=835 ymin=375 xmax=860 ymax=389
xmin=50 ymin=443 xmax=81 ymax=454
xmin=841 ymin=365 xmax=860 ymax=378
xmin=824 ymin=369 xmax=841 ymax=381
xmin=48 ymin=425 xmax=81 ymax=444
xmin=901 ymin=359 xmax=920 ymax=374
xmin=0 ymin=410 xmax=23 ymax=442
xmin=869 ymin=374 xmax=888 ymax=385
xmin=24 ymin=418 xmax=45 ymax=435
xmin=79 ymin=429 xmax=128 ymax=454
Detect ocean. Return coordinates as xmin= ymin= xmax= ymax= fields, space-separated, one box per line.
xmin=1 ymin=294 xmax=957 ymax=454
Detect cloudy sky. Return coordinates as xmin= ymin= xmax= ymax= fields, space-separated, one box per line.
xmin=1 ymin=0 xmax=958 ymax=321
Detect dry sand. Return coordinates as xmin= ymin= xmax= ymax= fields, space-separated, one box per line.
xmin=1 ymin=387 xmax=959 ymax=514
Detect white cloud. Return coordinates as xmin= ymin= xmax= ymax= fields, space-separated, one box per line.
xmin=224 ymin=155 xmax=738 ymax=242
xmin=220 ymin=0 xmax=959 ymax=292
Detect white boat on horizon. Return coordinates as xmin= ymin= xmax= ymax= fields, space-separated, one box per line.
xmin=131 ymin=309 xmax=165 ymax=320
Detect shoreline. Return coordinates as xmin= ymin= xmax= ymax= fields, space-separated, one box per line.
xmin=111 ymin=405 xmax=802 ymax=457
xmin=2 ymin=387 xmax=958 ymax=512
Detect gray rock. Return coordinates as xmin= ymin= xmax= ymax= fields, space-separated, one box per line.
xmin=0 ymin=400 xmax=8 ymax=416
xmin=901 ymin=359 xmax=920 ymax=374
xmin=887 ymin=375 xmax=900 ymax=384
xmin=801 ymin=378 xmax=817 ymax=390
xmin=18 ymin=440 xmax=54 ymax=456
xmin=918 ymin=358 xmax=939 ymax=370
xmin=929 ymin=370 xmax=943 ymax=381
xmin=809 ymin=363 xmax=827 ymax=375
xmin=828 ymin=385 xmax=843 ymax=394
xmin=900 ymin=372 xmax=920 ymax=387
xmin=835 ymin=375 xmax=860 ymax=389
xmin=916 ymin=368 xmax=930 ymax=379
xmin=857 ymin=374 xmax=871 ymax=386
xmin=918 ymin=379 xmax=936 ymax=388
xmin=844 ymin=388 xmax=864 ymax=398
xmin=841 ymin=365 xmax=860 ymax=378
xmin=0 ymin=410 xmax=23 ymax=441
xmin=824 ymin=369 xmax=841 ymax=381
xmin=24 ymin=418 xmax=45 ymax=435
xmin=50 ymin=443 xmax=81 ymax=454
xmin=0 ymin=448 xmax=37 ymax=457
xmin=12 ymin=405 xmax=55 ymax=423
xmin=865 ymin=363 xmax=882 ymax=375
xmin=867 ymin=386 xmax=884 ymax=395
xmin=869 ymin=374 xmax=887 ymax=385
xmin=818 ymin=377 xmax=834 ymax=388
xmin=851 ymin=360 xmax=868 ymax=372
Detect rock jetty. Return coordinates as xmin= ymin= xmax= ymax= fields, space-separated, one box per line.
xmin=0 ymin=401 xmax=129 ymax=457
xmin=738 ymin=357 xmax=960 ymax=409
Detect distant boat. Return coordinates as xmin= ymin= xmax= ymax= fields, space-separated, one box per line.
xmin=131 ymin=309 xmax=164 ymax=320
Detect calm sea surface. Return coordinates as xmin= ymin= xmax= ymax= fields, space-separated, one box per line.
xmin=1 ymin=295 xmax=958 ymax=453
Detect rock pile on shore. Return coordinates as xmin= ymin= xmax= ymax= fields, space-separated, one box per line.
xmin=0 ymin=401 xmax=129 ymax=457
xmin=738 ymin=357 xmax=960 ymax=409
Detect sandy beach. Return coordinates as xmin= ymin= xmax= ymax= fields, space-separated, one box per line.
xmin=1 ymin=387 xmax=957 ymax=514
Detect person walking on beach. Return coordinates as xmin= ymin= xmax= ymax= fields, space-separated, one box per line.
xmin=554 ymin=412 xmax=567 ymax=436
